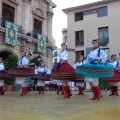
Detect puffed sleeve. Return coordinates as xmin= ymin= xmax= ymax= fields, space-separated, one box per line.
xmin=99 ymin=49 xmax=107 ymax=62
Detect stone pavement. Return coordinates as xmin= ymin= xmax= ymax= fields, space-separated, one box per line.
xmin=0 ymin=91 xmax=120 ymax=120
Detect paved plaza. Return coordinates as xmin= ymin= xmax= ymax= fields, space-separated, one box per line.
xmin=0 ymin=91 xmax=120 ymax=120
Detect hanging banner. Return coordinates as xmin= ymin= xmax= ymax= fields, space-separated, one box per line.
xmin=5 ymin=21 xmax=18 ymax=45
xmin=37 ymin=34 xmax=46 ymax=53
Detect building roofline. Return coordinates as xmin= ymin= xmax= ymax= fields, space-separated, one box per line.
xmin=62 ymin=0 xmax=119 ymax=14
xmin=45 ymin=0 xmax=57 ymax=8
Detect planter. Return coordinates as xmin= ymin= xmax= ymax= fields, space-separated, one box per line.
xmin=5 ymin=85 xmax=13 ymax=92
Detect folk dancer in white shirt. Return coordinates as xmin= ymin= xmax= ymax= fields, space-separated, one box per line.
xmin=51 ymin=43 xmax=78 ymax=98
xmin=0 ymin=57 xmax=5 ymax=95
xmin=76 ymin=39 xmax=114 ymax=100
xmin=73 ymin=55 xmax=85 ymax=95
xmin=34 ymin=61 xmax=51 ymax=94
xmin=8 ymin=51 xmax=35 ymax=96
xmin=103 ymin=54 xmax=120 ymax=96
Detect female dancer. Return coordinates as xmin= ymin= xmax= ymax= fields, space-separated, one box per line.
xmin=33 ymin=61 xmax=51 ymax=94
xmin=51 ymin=43 xmax=78 ymax=98
xmin=73 ymin=55 xmax=85 ymax=95
xmin=76 ymin=39 xmax=114 ymax=100
xmin=8 ymin=51 xmax=35 ymax=96
xmin=103 ymin=54 xmax=119 ymax=96
xmin=0 ymin=57 xmax=5 ymax=95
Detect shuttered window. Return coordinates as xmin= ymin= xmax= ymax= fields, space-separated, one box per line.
xmin=34 ymin=18 xmax=42 ymax=34
xmin=2 ymin=3 xmax=15 ymax=23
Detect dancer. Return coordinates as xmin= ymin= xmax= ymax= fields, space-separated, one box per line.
xmin=76 ymin=39 xmax=114 ymax=100
xmin=8 ymin=51 xmax=35 ymax=96
xmin=51 ymin=43 xmax=78 ymax=98
xmin=0 ymin=57 xmax=10 ymax=95
xmin=32 ymin=61 xmax=51 ymax=94
xmin=72 ymin=55 xmax=85 ymax=95
xmin=103 ymin=54 xmax=120 ymax=96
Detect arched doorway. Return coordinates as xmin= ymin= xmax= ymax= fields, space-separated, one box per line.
xmin=0 ymin=51 xmax=13 ymax=60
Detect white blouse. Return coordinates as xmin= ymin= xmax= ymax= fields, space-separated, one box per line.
xmin=73 ymin=61 xmax=85 ymax=69
xmin=18 ymin=57 xmax=29 ymax=67
xmin=109 ymin=60 xmax=118 ymax=69
xmin=35 ymin=67 xmax=51 ymax=74
xmin=86 ymin=48 xmax=107 ymax=63
xmin=59 ymin=50 xmax=68 ymax=62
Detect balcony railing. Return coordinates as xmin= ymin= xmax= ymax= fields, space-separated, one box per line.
xmin=0 ymin=18 xmax=22 ymax=34
xmin=31 ymin=31 xmax=51 ymax=44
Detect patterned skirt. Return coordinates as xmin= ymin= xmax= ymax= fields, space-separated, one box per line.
xmin=8 ymin=68 xmax=35 ymax=77
xmin=76 ymin=62 xmax=114 ymax=78
xmin=0 ymin=70 xmax=11 ymax=80
xmin=31 ymin=73 xmax=51 ymax=81
xmin=102 ymin=70 xmax=120 ymax=82
xmin=70 ymin=75 xmax=84 ymax=82
xmin=51 ymin=62 xmax=78 ymax=80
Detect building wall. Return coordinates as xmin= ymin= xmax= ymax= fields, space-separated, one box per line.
xmin=62 ymin=28 xmax=67 ymax=43
xmin=0 ymin=0 xmax=56 ymax=68
xmin=66 ymin=1 xmax=120 ymax=65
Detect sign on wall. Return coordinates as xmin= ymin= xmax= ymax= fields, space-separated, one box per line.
xmin=37 ymin=34 xmax=46 ymax=53
xmin=5 ymin=21 xmax=18 ymax=45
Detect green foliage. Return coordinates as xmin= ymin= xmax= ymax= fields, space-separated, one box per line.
xmin=4 ymin=55 xmax=18 ymax=85
xmin=5 ymin=55 xmax=18 ymax=70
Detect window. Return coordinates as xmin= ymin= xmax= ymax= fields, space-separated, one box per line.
xmin=84 ymin=10 xmax=91 ymax=15
xmin=2 ymin=3 xmax=15 ymax=23
xmin=54 ymin=51 xmax=58 ymax=57
xmin=75 ymin=31 xmax=84 ymax=46
xmin=75 ymin=12 xmax=83 ymax=21
xmin=98 ymin=27 xmax=109 ymax=45
xmin=97 ymin=6 xmax=107 ymax=17
xmin=34 ymin=18 xmax=42 ymax=34
xmin=75 ymin=51 xmax=84 ymax=62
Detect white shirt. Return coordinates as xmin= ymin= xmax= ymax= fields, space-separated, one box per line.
xmin=35 ymin=67 xmax=51 ymax=74
xmin=109 ymin=60 xmax=118 ymax=69
xmin=0 ymin=63 xmax=4 ymax=70
xmin=86 ymin=48 xmax=107 ymax=63
xmin=18 ymin=57 xmax=29 ymax=67
xmin=73 ymin=61 xmax=86 ymax=69
xmin=59 ymin=50 xmax=68 ymax=62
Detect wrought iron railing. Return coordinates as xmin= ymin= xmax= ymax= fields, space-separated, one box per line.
xmin=0 ymin=18 xmax=22 ymax=34
xmin=31 ymin=31 xmax=50 ymax=44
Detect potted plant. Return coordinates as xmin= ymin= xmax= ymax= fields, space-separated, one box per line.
xmin=4 ymin=55 xmax=18 ymax=92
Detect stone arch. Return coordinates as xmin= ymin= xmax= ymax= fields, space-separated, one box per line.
xmin=33 ymin=7 xmax=45 ymax=18
xmin=0 ymin=49 xmax=18 ymax=60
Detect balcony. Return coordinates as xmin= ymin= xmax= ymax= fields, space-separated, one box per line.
xmin=31 ymin=31 xmax=50 ymax=44
xmin=0 ymin=18 xmax=22 ymax=34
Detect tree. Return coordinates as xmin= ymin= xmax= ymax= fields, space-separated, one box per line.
xmin=4 ymin=55 xmax=18 ymax=85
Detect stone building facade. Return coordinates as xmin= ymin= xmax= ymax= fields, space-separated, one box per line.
xmin=0 ymin=0 xmax=56 ymax=68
